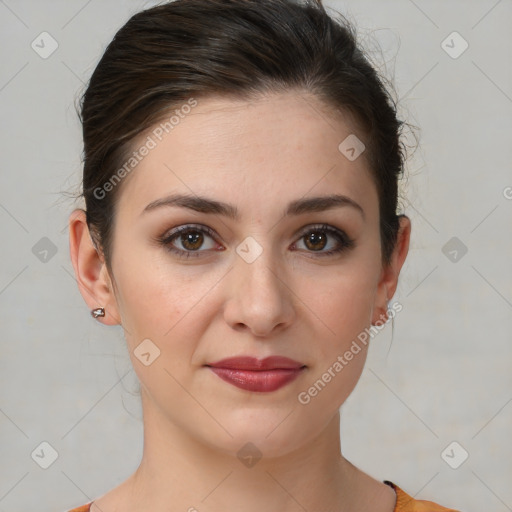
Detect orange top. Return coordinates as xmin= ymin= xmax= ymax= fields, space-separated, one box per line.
xmin=66 ymin=481 xmax=459 ymax=511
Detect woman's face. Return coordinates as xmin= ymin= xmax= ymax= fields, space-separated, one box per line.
xmin=95 ymin=92 xmax=402 ymax=457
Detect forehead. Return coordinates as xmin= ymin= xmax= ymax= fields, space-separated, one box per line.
xmin=116 ymin=91 xmax=378 ymax=219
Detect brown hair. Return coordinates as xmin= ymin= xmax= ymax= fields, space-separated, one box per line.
xmin=78 ymin=0 xmax=411 ymax=270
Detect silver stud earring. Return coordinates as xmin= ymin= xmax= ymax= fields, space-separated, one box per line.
xmin=91 ymin=307 xmax=105 ymax=319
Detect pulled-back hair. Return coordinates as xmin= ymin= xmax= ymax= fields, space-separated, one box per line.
xmin=78 ymin=0 xmax=409 ymax=269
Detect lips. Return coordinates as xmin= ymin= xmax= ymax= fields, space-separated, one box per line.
xmin=205 ymin=356 xmax=306 ymax=392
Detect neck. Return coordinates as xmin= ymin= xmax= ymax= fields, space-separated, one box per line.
xmin=123 ymin=389 xmax=366 ymax=512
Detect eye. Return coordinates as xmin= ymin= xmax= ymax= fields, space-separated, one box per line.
xmin=157 ymin=222 xmax=355 ymax=260
xmin=159 ymin=224 xmax=221 ymax=258
xmin=292 ymin=224 xmax=355 ymax=257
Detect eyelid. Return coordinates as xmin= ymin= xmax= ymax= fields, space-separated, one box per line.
xmin=158 ymin=222 xmax=355 ymax=258
xmin=159 ymin=223 xmax=221 ymax=252
xmin=160 ymin=223 xmax=218 ymax=242
xmin=292 ymin=223 xmax=355 ymax=253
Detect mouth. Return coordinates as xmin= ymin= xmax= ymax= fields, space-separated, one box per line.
xmin=205 ymin=356 xmax=306 ymax=392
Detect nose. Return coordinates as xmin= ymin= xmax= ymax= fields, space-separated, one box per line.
xmin=223 ymin=248 xmax=295 ymax=338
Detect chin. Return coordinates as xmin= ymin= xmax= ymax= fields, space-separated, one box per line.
xmin=203 ymin=412 xmax=317 ymax=461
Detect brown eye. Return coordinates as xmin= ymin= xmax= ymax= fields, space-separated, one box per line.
xmin=179 ymin=230 xmax=204 ymax=251
xmin=303 ymin=231 xmax=328 ymax=251
xmin=159 ymin=224 xmax=220 ymax=258
xmin=293 ymin=224 xmax=355 ymax=257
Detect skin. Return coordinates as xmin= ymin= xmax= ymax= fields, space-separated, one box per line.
xmin=70 ymin=91 xmax=411 ymax=512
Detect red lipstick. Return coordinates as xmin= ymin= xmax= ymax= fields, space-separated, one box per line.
xmin=206 ymin=356 xmax=306 ymax=392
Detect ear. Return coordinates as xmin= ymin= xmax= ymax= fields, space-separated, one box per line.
xmin=371 ymin=215 xmax=411 ymax=325
xmin=68 ymin=209 xmax=121 ymax=326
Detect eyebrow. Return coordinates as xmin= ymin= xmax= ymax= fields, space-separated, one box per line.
xmin=142 ymin=193 xmax=365 ymax=220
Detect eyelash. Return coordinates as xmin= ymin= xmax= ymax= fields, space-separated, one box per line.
xmin=157 ymin=223 xmax=355 ymax=259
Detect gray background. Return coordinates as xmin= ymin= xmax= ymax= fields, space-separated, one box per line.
xmin=0 ymin=1 xmax=511 ymax=511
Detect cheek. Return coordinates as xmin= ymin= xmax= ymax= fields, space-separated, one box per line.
xmin=294 ymin=271 xmax=374 ymax=415
xmin=111 ymin=251 xmax=226 ymax=346
xmin=295 ymin=263 xmax=379 ymax=344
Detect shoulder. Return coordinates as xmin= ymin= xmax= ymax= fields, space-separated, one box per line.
xmin=386 ymin=481 xmax=460 ymax=512
xmin=65 ymin=483 xmax=460 ymax=512
xmin=66 ymin=503 xmax=92 ymax=512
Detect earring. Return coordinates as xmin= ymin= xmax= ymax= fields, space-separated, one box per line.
xmin=91 ymin=307 xmax=105 ymax=319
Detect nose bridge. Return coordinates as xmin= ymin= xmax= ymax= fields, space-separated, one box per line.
xmin=225 ymin=236 xmax=294 ymax=336
xmin=241 ymin=245 xmax=279 ymax=293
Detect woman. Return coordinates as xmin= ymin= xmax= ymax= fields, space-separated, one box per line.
xmin=67 ymin=0 xmax=458 ymax=510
